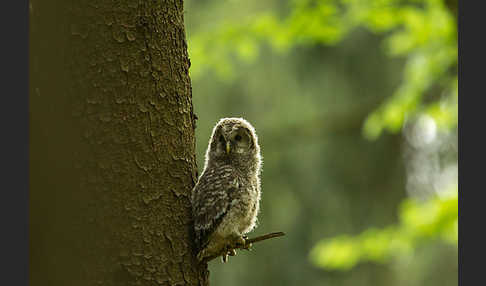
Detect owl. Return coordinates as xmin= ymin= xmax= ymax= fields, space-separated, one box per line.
xmin=191 ymin=117 xmax=262 ymax=263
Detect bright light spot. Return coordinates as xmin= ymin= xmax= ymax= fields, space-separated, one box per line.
xmin=406 ymin=115 xmax=437 ymax=148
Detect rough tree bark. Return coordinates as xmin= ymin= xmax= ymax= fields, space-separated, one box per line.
xmin=29 ymin=0 xmax=209 ymax=285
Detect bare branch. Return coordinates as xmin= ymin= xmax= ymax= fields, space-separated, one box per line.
xmin=203 ymin=232 xmax=286 ymax=263
xmin=246 ymin=232 xmax=286 ymax=244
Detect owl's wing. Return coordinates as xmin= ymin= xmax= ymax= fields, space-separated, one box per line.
xmin=192 ymin=168 xmax=238 ymax=250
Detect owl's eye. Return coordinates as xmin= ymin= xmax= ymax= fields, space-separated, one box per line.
xmin=235 ymin=134 xmax=242 ymax=141
xmin=219 ymin=135 xmax=225 ymax=143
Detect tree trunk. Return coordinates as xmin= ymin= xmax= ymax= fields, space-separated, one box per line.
xmin=29 ymin=0 xmax=208 ymax=285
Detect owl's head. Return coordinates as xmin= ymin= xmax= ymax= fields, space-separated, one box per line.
xmin=205 ymin=117 xmax=261 ymax=169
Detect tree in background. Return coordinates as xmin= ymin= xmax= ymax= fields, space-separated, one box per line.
xmin=30 ymin=0 xmax=208 ymax=285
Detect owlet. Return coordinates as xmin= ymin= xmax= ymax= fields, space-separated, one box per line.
xmin=191 ymin=117 xmax=262 ymax=262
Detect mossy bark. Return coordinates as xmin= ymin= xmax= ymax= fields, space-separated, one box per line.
xmin=29 ymin=0 xmax=208 ymax=285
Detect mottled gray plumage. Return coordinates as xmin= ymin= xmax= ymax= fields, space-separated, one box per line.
xmin=191 ymin=117 xmax=262 ymax=262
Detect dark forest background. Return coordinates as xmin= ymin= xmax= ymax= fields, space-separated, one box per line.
xmin=29 ymin=0 xmax=457 ymax=285
xmin=185 ymin=0 xmax=457 ymax=285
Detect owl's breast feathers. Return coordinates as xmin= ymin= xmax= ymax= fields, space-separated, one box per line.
xmin=192 ymin=165 xmax=240 ymax=250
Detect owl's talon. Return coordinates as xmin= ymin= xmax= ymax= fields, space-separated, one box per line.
xmin=222 ymin=253 xmax=229 ymax=263
xmin=234 ymin=236 xmax=246 ymax=248
xmin=237 ymin=235 xmax=252 ymax=250
xmin=242 ymin=242 xmax=252 ymax=251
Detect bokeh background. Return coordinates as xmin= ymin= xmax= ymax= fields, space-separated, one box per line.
xmin=184 ymin=0 xmax=457 ymax=285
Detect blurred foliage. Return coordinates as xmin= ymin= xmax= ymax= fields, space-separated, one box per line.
xmin=184 ymin=0 xmax=457 ymax=285
xmin=187 ymin=0 xmax=457 ymax=139
xmin=310 ymin=185 xmax=457 ymax=270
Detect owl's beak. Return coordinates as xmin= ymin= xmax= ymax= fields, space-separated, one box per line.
xmin=226 ymin=141 xmax=231 ymax=154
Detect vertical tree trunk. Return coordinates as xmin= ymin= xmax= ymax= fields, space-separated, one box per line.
xmin=29 ymin=0 xmax=208 ymax=285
